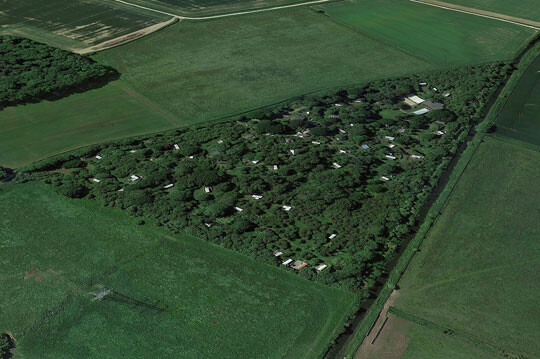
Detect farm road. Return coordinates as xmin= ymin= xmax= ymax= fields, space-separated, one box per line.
xmin=111 ymin=0 xmax=332 ymax=20
xmin=410 ymin=0 xmax=540 ymax=30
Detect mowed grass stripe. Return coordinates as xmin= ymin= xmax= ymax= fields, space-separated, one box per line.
xmin=393 ymin=136 xmax=540 ymax=357
xmin=429 ymin=0 xmax=540 ymax=23
xmin=0 ymin=181 xmax=357 ymax=358
xmin=321 ymin=0 xmax=536 ymax=66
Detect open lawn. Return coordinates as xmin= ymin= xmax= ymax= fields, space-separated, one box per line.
xmin=0 ymin=8 xmax=435 ymax=168
xmin=434 ymin=0 xmax=540 ymax=23
xmin=321 ymin=0 xmax=535 ymax=66
xmin=0 ymin=181 xmax=357 ymax=358
xmin=497 ymin=52 xmax=540 ymax=146
xmin=0 ymin=0 xmax=170 ymax=51
xmin=391 ymin=136 xmax=540 ymax=358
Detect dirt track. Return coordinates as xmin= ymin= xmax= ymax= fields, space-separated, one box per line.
xmin=76 ymin=17 xmax=178 ymax=54
xmin=411 ymin=0 xmax=540 ymax=30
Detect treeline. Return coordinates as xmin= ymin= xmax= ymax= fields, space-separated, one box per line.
xmin=27 ymin=62 xmax=510 ymax=294
xmin=0 ymin=333 xmax=14 ymax=359
xmin=0 ymin=36 xmax=118 ymax=109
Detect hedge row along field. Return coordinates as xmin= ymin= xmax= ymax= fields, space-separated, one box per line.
xmin=20 ymin=63 xmax=511 ymax=295
xmin=0 ymin=36 xmax=118 ymax=110
xmin=0 ymin=181 xmax=357 ymax=359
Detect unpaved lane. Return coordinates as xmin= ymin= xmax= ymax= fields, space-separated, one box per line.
xmin=111 ymin=0 xmax=332 ymax=20
xmin=410 ymin=0 xmax=540 ymax=30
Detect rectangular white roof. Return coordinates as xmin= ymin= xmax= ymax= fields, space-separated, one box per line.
xmin=414 ymin=108 xmax=430 ymax=115
xmin=407 ymin=95 xmax=425 ymax=104
xmin=316 ymin=264 xmax=328 ymax=271
xmin=282 ymin=259 xmax=293 ymax=266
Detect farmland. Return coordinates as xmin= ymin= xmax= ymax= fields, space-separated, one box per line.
xmin=433 ymin=0 xmax=540 ymax=23
xmin=0 ymin=7 xmax=436 ymax=168
xmin=0 ymin=0 xmax=170 ymax=51
xmin=321 ymin=0 xmax=536 ymax=66
xmin=0 ymin=181 xmax=357 ymax=358
xmin=126 ymin=0 xmax=315 ymax=17
xmin=389 ymin=136 xmax=540 ymax=358
xmin=496 ymin=52 xmax=540 ymax=146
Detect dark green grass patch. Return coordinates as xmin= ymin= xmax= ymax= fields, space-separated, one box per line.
xmin=496 ymin=52 xmax=540 ymax=145
xmin=393 ymin=136 xmax=540 ymax=358
xmin=321 ymin=0 xmax=535 ymax=66
xmin=0 ymin=181 xmax=357 ymax=358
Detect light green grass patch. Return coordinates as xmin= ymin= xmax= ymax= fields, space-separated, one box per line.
xmin=0 ymin=181 xmax=357 ymax=358
xmin=393 ymin=136 xmax=540 ymax=357
xmin=321 ymin=0 xmax=535 ymax=66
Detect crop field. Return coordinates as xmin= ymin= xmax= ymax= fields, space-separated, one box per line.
xmin=433 ymin=0 xmax=540 ymax=23
xmin=0 ymin=8 xmax=436 ymax=168
xmin=389 ymin=136 xmax=540 ymax=358
xmin=357 ymin=312 xmax=504 ymax=359
xmin=496 ymin=53 xmax=540 ymax=145
xmin=0 ymin=0 xmax=170 ymax=51
xmin=127 ymin=0 xmax=314 ymax=17
xmin=321 ymin=0 xmax=536 ymax=66
xmin=0 ymin=181 xmax=357 ymax=358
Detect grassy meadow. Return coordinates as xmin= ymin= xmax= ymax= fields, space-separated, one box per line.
xmin=321 ymin=0 xmax=535 ymax=66
xmin=392 ymin=136 xmax=540 ymax=358
xmin=496 ymin=53 xmax=540 ymax=145
xmin=0 ymin=181 xmax=357 ymax=358
xmin=0 ymin=0 xmax=170 ymax=51
xmin=438 ymin=0 xmax=540 ymax=22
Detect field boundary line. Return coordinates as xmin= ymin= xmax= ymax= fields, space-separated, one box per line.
xmin=410 ymin=0 xmax=540 ymax=31
xmin=111 ymin=0 xmax=333 ymax=20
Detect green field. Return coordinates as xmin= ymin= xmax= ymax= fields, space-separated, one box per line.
xmin=0 ymin=82 xmax=179 ymax=168
xmin=321 ymin=0 xmax=535 ymax=66
xmin=496 ymin=52 xmax=540 ymax=145
xmin=0 ymin=0 xmax=170 ymax=51
xmin=0 ymin=181 xmax=356 ymax=358
xmin=391 ymin=136 xmax=540 ymax=357
xmin=438 ymin=0 xmax=540 ymax=22
xmin=127 ymin=0 xmax=313 ymax=16
xmin=0 ymin=8 xmax=436 ymax=168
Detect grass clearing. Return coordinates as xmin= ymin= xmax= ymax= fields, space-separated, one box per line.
xmin=392 ymin=136 xmax=540 ymax=358
xmin=321 ymin=0 xmax=535 ymax=66
xmin=496 ymin=52 xmax=540 ymax=145
xmin=0 ymin=0 xmax=170 ymax=51
xmin=0 ymin=181 xmax=357 ymax=358
xmin=0 ymin=8 xmax=435 ymax=168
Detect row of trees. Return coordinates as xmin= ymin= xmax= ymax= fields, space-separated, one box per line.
xmin=0 ymin=36 xmax=118 ymax=109
xmin=32 ymin=62 xmax=510 ymax=293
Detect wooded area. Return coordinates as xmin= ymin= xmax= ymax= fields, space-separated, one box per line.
xmin=26 ymin=62 xmax=510 ymax=294
xmin=0 ymin=36 xmax=117 ymax=109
